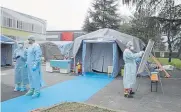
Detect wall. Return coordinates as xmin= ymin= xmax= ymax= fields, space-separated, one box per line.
xmin=61 ymin=32 xmax=73 ymax=41
xmin=1 ymin=27 xmax=46 ymax=41
xmin=46 ymin=31 xmax=85 ymax=41
xmin=1 ymin=7 xmax=47 ymax=41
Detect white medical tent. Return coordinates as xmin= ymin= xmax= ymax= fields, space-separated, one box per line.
xmin=37 ymin=41 xmax=74 ymax=61
xmin=1 ymin=35 xmax=16 ymax=66
xmin=73 ymin=28 xmax=145 ymax=77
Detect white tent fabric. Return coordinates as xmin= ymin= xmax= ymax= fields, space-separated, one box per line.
xmin=73 ymin=28 xmax=145 ymax=57
xmin=36 ymin=41 xmax=74 ymax=61
xmin=36 ymin=41 xmax=63 ymax=61
xmin=51 ymin=41 xmax=73 ymax=58
xmin=73 ymin=28 xmax=145 ymax=77
xmin=0 ymin=35 xmax=15 ymax=66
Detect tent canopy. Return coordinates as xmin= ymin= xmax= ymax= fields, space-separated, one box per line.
xmin=36 ymin=41 xmax=74 ymax=61
xmin=73 ymin=28 xmax=145 ymax=57
xmin=51 ymin=41 xmax=73 ymax=57
xmin=37 ymin=41 xmax=63 ymax=61
xmin=0 ymin=35 xmax=15 ymax=44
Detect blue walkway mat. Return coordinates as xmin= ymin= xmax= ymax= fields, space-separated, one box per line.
xmin=1 ymin=73 xmax=113 ymax=112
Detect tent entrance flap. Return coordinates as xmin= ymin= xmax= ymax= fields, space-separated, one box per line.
xmin=82 ymin=41 xmax=114 ymax=75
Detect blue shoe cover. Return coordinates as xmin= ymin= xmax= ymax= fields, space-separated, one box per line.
xmin=25 ymin=89 xmax=34 ymax=96
xmin=14 ymin=85 xmax=21 ymax=91
xmin=32 ymin=91 xmax=40 ymax=98
xmin=20 ymin=86 xmax=27 ymax=92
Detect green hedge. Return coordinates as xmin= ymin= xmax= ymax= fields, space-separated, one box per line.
xmin=150 ymin=58 xmax=181 ymax=69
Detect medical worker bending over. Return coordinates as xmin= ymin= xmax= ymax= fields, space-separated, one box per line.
xmin=25 ymin=35 xmax=44 ymax=98
xmin=123 ymin=41 xmax=144 ymax=98
xmin=13 ymin=42 xmax=29 ymax=92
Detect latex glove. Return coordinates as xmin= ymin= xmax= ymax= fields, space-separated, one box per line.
xmin=16 ymin=56 xmax=20 ymax=59
xmin=32 ymin=66 xmax=37 ymax=71
xmin=25 ymin=63 xmax=28 ymax=68
xmin=140 ymin=51 xmax=145 ymax=56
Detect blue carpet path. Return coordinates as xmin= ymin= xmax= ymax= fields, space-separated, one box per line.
xmin=1 ymin=73 xmax=114 ymax=112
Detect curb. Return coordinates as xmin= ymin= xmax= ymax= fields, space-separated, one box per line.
xmin=31 ymin=102 xmax=127 ymax=112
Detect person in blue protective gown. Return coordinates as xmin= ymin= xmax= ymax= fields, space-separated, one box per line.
xmin=25 ymin=35 xmax=44 ymax=98
xmin=123 ymin=41 xmax=144 ymax=98
xmin=13 ymin=42 xmax=29 ymax=92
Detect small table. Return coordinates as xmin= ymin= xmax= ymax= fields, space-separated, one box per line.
xmin=49 ymin=60 xmax=71 ymax=73
xmin=150 ymin=72 xmax=159 ymax=92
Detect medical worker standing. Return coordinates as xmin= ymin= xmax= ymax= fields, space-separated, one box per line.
xmin=25 ymin=35 xmax=44 ymax=98
xmin=13 ymin=42 xmax=29 ymax=92
xmin=123 ymin=41 xmax=144 ymax=98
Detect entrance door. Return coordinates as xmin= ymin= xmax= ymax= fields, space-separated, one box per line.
xmin=91 ymin=43 xmax=113 ymax=73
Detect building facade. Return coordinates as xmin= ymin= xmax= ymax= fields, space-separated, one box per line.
xmin=1 ymin=7 xmax=47 ymax=41
xmin=46 ymin=30 xmax=86 ymax=41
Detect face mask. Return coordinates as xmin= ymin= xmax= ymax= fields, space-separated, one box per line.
xmin=28 ymin=40 xmax=32 ymax=44
xmin=18 ymin=44 xmax=23 ymax=48
xmin=130 ymin=46 xmax=134 ymax=50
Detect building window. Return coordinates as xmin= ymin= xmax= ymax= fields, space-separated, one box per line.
xmin=2 ymin=17 xmax=13 ymax=28
xmin=32 ymin=24 xmax=34 ymax=31
xmin=17 ymin=21 xmax=19 ymax=29
xmin=17 ymin=21 xmax=23 ymax=29
xmin=7 ymin=18 xmax=13 ymax=27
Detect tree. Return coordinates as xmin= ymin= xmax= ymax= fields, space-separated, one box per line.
xmin=173 ymin=32 xmax=181 ymax=58
xmin=121 ymin=0 xmax=181 ymax=62
xmin=82 ymin=16 xmax=96 ymax=32
xmin=82 ymin=0 xmax=121 ymax=32
xmin=157 ymin=1 xmax=181 ymax=62
xmin=119 ymin=7 xmax=162 ymax=44
xmin=154 ymin=38 xmax=166 ymax=51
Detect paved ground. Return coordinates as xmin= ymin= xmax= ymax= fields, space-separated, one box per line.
xmin=1 ymin=66 xmax=181 ymax=112
xmin=86 ymin=69 xmax=181 ymax=112
xmin=1 ymin=65 xmax=75 ymax=102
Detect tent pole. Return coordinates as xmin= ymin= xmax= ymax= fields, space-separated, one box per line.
xmin=102 ymin=56 xmax=104 ymax=72
xmin=74 ymin=56 xmax=76 ymax=73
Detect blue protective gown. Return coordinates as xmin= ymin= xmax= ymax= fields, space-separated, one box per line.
xmin=13 ymin=48 xmax=29 ymax=85
xmin=123 ymin=49 xmax=142 ymax=89
xmin=26 ymin=43 xmax=44 ymax=90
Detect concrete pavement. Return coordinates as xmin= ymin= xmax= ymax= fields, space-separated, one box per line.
xmin=1 ymin=66 xmax=181 ymax=112
xmin=1 ymin=66 xmax=75 ymax=102
xmin=86 ymin=69 xmax=181 ymax=112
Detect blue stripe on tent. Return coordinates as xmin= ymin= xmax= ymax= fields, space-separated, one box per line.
xmin=0 ymin=35 xmax=15 ymax=42
xmin=1 ymin=73 xmax=113 ymax=112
